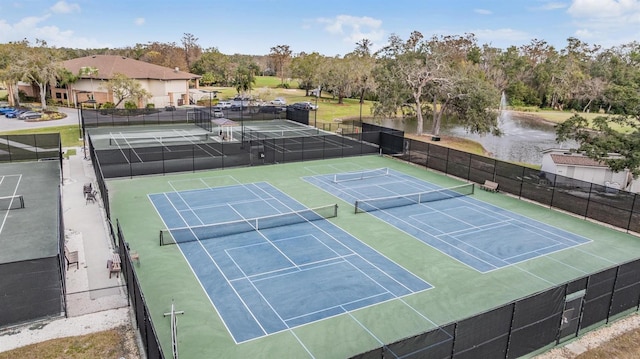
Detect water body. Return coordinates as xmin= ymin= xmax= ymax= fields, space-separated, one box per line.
xmin=371 ymin=112 xmax=577 ymax=165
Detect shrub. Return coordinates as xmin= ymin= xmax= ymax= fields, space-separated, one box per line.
xmin=124 ymin=101 xmax=137 ymax=110
xmin=145 ymin=103 xmax=155 ymax=109
xmin=276 ymin=83 xmax=290 ymax=89
xmin=101 ymin=102 xmax=115 ymax=109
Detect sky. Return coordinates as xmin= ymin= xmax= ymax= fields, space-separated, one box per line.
xmin=1 ymin=0 xmax=639 ymax=56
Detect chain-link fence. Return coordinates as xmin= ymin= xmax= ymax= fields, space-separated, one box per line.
xmin=381 ymin=133 xmax=640 ymax=234
xmin=352 ymin=257 xmax=640 ymax=359
xmin=116 ymin=220 xmax=165 ymax=359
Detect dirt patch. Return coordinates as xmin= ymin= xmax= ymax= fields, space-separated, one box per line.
xmin=0 ymin=325 xmax=139 ymax=359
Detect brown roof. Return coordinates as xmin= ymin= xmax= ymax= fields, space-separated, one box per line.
xmin=550 ymin=154 xmax=607 ymax=167
xmin=62 ymin=55 xmax=201 ymax=81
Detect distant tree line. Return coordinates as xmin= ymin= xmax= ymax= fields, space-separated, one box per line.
xmin=2 ymin=31 xmax=640 ymax=170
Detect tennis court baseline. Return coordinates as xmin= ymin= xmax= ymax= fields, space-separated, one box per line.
xmin=149 ymin=181 xmax=431 ymax=343
xmin=304 ymin=168 xmax=592 ymax=273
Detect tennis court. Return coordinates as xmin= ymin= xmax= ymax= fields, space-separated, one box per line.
xmin=304 ymin=168 xmax=591 ymax=273
xmin=0 ymin=160 xmax=63 ymax=327
xmin=149 ymin=181 xmax=431 ymax=343
xmin=109 ymin=155 xmax=640 ymax=358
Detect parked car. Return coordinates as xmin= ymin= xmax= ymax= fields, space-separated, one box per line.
xmin=0 ymin=107 xmax=16 ymax=115
xmin=217 ymin=101 xmax=232 ymax=109
xmin=301 ymin=101 xmax=318 ymax=110
xmin=5 ymin=109 xmax=29 ymax=118
xmin=259 ymin=106 xmax=285 ymax=113
xmin=18 ymin=111 xmax=42 ymax=120
xmin=270 ymin=98 xmax=286 ymax=105
xmin=213 ymin=109 xmax=224 ymax=118
xmin=291 ymin=102 xmax=318 ymax=111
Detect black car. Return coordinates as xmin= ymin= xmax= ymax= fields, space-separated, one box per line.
xmin=290 ymin=103 xmax=311 ymax=111
xmin=259 ymin=106 xmax=284 ymax=113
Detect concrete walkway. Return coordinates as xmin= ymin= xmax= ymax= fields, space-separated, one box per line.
xmin=0 ymin=149 xmax=132 ymax=353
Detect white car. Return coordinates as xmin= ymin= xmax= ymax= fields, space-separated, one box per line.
xmin=301 ymin=101 xmax=318 ymax=110
xmin=213 ymin=109 xmax=224 ymax=118
xmin=270 ymin=98 xmax=286 ymax=105
xmin=217 ymin=101 xmax=232 ymax=108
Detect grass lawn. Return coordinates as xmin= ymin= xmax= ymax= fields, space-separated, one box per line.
xmin=524 ymin=110 xmax=635 ymax=134
xmin=0 ymin=124 xmax=82 ymax=148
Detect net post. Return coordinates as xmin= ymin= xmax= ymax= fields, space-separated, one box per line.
xmin=159 ymin=230 xmax=163 ymax=246
xmin=19 ymin=195 xmax=24 ymax=209
xmin=164 ymin=301 xmax=184 ymax=359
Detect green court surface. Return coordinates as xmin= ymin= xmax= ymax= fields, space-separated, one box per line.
xmin=108 ymin=155 xmax=640 ymax=359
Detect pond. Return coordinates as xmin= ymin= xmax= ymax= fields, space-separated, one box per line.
xmin=371 ymin=112 xmax=577 ymax=165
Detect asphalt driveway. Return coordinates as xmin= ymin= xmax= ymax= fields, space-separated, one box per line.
xmin=0 ymin=107 xmax=79 ymax=132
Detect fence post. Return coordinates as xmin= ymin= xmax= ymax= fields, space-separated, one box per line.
xmin=628 ymin=195 xmax=638 ymax=233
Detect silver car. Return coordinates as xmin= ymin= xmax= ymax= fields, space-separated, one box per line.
xmin=18 ymin=111 xmax=42 ymax=120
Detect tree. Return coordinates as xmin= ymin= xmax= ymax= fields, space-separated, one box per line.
xmin=556 ymin=114 xmax=640 ymax=177
xmin=269 ymin=45 xmax=292 ymax=84
xmin=350 ymin=39 xmax=377 ymax=104
xmin=319 ymin=56 xmax=356 ymax=104
xmin=16 ymin=40 xmax=62 ymax=110
xmin=192 ymin=49 xmax=233 ymax=85
xmin=78 ymin=65 xmax=98 ymax=100
xmin=199 ymin=72 xmax=215 ymax=86
xmin=57 ymin=68 xmax=78 ymax=107
xmin=374 ymin=32 xmax=500 ymax=137
xmin=233 ymin=62 xmax=257 ymax=95
xmin=181 ymin=33 xmax=202 ymax=71
xmin=0 ymin=40 xmax=29 ymax=107
xmin=290 ymin=52 xmax=324 ymax=96
xmin=102 ymin=73 xmax=151 ymax=108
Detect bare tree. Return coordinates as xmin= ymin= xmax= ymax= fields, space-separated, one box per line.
xmin=269 ymin=45 xmax=292 ymax=85
xmin=181 ymin=33 xmax=202 ymax=71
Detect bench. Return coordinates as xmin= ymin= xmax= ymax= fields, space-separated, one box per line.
xmin=108 ymin=253 xmax=121 ymax=278
xmin=65 ymin=247 xmax=79 ymax=270
xmin=480 ymin=180 xmax=499 ymax=192
xmin=83 ymin=183 xmax=92 ymax=197
xmin=86 ymin=191 xmax=97 ymax=205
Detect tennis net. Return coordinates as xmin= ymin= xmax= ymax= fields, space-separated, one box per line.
xmin=245 ymin=128 xmax=320 ymax=140
xmin=160 ymin=204 xmax=338 ymax=245
xmin=110 ymin=134 xmax=209 ymax=146
xmin=0 ymin=195 xmax=25 ymax=210
xmin=333 ymin=168 xmax=390 ymax=183
xmin=354 ymin=183 xmax=475 ymax=214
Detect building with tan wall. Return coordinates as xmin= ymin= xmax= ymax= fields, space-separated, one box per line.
xmin=52 ymin=55 xmax=201 ymax=108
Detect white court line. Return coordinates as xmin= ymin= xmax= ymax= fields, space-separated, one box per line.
xmin=157 ymin=191 xmax=269 ymax=340
xmin=0 ymin=174 xmax=22 ymax=236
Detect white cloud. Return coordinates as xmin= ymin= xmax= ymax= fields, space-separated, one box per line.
xmin=134 ymin=17 xmax=145 ymax=26
xmin=566 ymin=0 xmax=640 ymax=46
xmin=317 ymin=15 xmax=385 ymax=45
xmin=474 ymin=9 xmax=493 ymax=15
xmin=0 ymin=14 xmax=109 ymax=48
xmin=568 ymin=0 xmax=640 ymax=18
xmin=50 ymin=1 xmax=80 ymax=14
xmin=535 ymin=2 xmax=568 ymax=10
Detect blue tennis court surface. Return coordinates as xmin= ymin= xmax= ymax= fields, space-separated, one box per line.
xmin=304 ymin=168 xmax=592 ymax=273
xmin=149 ymin=182 xmax=431 ymax=343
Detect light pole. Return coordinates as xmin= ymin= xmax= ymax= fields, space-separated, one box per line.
xmin=76 ymin=92 xmax=82 ymax=139
xmin=358 ymin=100 xmax=362 ymax=133
xmin=314 ymin=92 xmax=318 ymax=128
xmin=80 ymin=98 xmax=96 ymax=160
